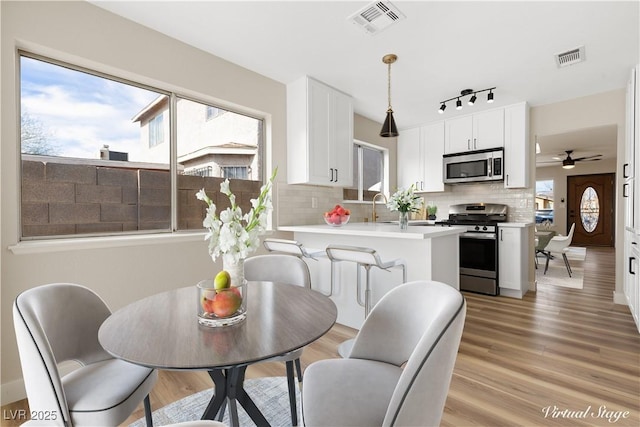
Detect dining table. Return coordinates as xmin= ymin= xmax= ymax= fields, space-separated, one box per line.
xmin=98 ymin=281 xmax=337 ymax=426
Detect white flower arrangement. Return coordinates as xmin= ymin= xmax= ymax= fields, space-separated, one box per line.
xmin=196 ymin=169 xmax=276 ymax=264
xmin=386 ymin=184 xmax=424 ymax=213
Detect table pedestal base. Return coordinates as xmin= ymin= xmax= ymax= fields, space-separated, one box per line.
xmin=202 ymin=366 xmax=271 ymax=427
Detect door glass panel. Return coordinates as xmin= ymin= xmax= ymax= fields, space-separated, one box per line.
xmin=580 ymin=186 xmax=599 ymax=233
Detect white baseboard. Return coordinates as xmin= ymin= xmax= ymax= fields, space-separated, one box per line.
xmin=2 ymin=361 xmax=79 ymax=405
xmin=1 ymin=378 xmax=26 ymax=406
xmin=613 ymin=290 xmax=628 ymax=305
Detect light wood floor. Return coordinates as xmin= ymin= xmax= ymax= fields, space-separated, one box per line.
xmin=3 ymin=247 xmax=638 ymax=427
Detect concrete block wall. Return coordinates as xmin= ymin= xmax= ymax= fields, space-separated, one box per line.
xmin=21 ymin=159 xmax=262 ymax=237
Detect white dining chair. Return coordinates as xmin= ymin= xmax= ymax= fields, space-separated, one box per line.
xmin=244 ymin=254 xmax=312 ymax=426
xmin=302 ymin=280 xmax=466 ymax=427
xmin=544 ymin=223 xmax=576 ymax=277
xmin=13 ymin=283 xmax=158 ymax=426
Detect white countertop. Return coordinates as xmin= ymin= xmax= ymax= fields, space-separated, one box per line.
xmin=498 ymin=222 xmax=535 ymax=228
xmin=278 ymin=222 xmax=466 ymax=240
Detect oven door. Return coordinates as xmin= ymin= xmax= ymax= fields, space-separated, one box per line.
xmin=459 ymin=232 xmax=499 ymax=295
xmin=459 ymin=232 xmax=497 ymax=278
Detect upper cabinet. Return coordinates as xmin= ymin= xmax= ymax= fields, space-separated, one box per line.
xmin=625 ymin=66 xmax=638 ymax=231
xmin=287 ymin=76 xmax=353 ymax=187
xmin=504 ymin=102 xmax=530 ymax=188
xmin=397 ymin=122 xmax=445 ymax=192
xmin=445 ymin=109 xmax=504 ymax=154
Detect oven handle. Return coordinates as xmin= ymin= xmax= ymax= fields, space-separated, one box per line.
xmin=460 ymin=233 xmax=497 ymax=240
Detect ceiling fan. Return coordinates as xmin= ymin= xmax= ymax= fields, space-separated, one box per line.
xmin=540 ymin=150 xmax=602 ymax=169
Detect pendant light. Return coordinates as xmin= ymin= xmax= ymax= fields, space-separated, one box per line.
xmin=380 ymin=54 xmax=399 ymax=137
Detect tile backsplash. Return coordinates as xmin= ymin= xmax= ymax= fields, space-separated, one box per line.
xmin=277 ymin=181 xmax=534 ymax=226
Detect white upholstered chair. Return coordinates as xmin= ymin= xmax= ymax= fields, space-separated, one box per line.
xmin=13 ymin=283 xmax=158 ymax=426
xmin=244 ymin=254 xmax=312 ymax=426
xmin=544 ymin=223 xmax=576 ymax=277
xmin=302 ymin=280 xmax=466 ymax=427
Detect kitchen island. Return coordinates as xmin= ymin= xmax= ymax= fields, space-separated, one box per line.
xmin=278 ymin=222 xmax=465 ymax=329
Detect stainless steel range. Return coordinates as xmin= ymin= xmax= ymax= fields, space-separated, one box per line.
xmin=437 ymin=203 xmax=508 ymax=296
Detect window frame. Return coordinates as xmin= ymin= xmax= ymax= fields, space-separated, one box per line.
xmin=17 ymin=50 xmax=266 ymax=242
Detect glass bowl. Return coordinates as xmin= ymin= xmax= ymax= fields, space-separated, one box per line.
xmin=324 ymin=214 xmax=350 ymax=227
xmin=197 ymin=279 xmax=247 ymax=327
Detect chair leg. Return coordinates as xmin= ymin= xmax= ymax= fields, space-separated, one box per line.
xmin=294 ymin=357 xmax=303 ymax=383
xmin=144 ymin=394 xmax=153 ymax=427
xmin=544 ymin=252 xmax=550 ymax=275
xmin=562 ymin=253 xmax=572 ymax=277
xmin=285 ymin=360 xmax=298 ymax=426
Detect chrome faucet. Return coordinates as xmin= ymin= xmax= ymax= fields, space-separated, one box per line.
xmin=372 ymin=193 xmax=388 ymax=222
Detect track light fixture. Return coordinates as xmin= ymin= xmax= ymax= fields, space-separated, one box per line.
xmin=438 ymin=87 xmax=496 ymax=114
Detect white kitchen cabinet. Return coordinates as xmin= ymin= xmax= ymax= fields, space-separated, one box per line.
xmin=397 ymin=122 xmax=445 ymax=192
xmin=503 ymin=102 xmax=530 ymax=188
xmin=445 ymin=108 xmax=504 ymax=154
xmin=624 ymin=65 xmax=640 ymax=334
xmin=624 ymin=230 xmax=640 ymax=332
xmin=498 ymin=224 xmax=530 ymax=299
xmin=625 ymin=66 xmax=638 ymax=231
xmin=287 ymin=76 xmax=353 ymax=187
xmin=397 ymin=127 xmax=421 ymax=190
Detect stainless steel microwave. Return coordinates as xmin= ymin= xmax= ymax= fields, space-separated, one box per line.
xmin=443 ymin=148 xmax=504 ymax=184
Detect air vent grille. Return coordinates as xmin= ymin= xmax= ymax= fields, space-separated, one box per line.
xmin=555 ymin=46 xmax=585 ymax=68
xmin=348 ymin=1 xmax=406 ymax=35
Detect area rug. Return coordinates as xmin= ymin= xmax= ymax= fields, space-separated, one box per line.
xmin=565 ymin=246 xmax=587 ymax=261
xmin=130 ymin=376 xmax=300 ymax=427
xmin=536 ymin=248 xmax=586 ymax=290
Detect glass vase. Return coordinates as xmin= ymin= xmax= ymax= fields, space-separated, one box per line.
xmin=399 ymin=211 xmax=409 ymax=230
xmin=197 ymin=257 xmax=247 ymax=327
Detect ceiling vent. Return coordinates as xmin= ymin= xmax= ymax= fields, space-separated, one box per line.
xmin=348 ymin=1 xmax=406 ymax=35
xmin=555 ymin=46 xmax=586 ymax=68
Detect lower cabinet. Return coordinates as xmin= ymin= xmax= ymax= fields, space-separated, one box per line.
xmin=498 ymin=224 xmax=531 ymax=299
xmin=624 ymin=229 xmax=640 ymax=332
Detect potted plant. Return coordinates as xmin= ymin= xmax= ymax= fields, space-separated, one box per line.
xmin=427 ymin=205 xmax=437 ymax=220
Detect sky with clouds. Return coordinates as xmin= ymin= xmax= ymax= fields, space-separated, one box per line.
xmin=20 ymin=56 xmax=159 ymax=161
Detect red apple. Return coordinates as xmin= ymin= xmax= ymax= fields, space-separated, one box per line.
xmin=211 ymin=289 xmax=242 ymax=317
xmin=201 ymin=290 xmax=216 ymax=313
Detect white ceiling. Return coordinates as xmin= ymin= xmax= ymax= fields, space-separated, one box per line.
xmin=91 ymin=1 xmax=639 ymax=165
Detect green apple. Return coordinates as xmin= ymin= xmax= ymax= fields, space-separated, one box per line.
xmin=214 ymin=270 xmax=231 ymax=290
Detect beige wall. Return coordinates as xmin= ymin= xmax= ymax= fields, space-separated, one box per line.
xmin=0 ymin=0 xmax=291 ymax=403
xmin=530 ymin=90 xmax=626 ymax=302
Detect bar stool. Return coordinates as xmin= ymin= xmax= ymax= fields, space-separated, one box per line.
xmin=263 ymin=238 xmax=326 ymax=260
xmin=263 ymin=238 xmax=334 ymax=297
xmin=325 ymin=244 xmax=407 ymax=357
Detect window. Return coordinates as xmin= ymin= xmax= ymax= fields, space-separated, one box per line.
xmin=206 ymin=106 xmax=226 ymax=120
xmin=344 ymin=141 xmax=387 ymax=201
xmin=19 ymin=52 xmax=264 ymax=239
xmin=149 ymin=114 xmax=164 ymax=147
xmin=535 ymin=180 xmax=554 ymax=224
xmin=222 ymin=166 xmax=249 ymax=180
xmin=580 ymin=186 xmax=600 ymax=232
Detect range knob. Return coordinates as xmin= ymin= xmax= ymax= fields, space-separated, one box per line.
xmin=482 ymin=226 xmax=488 ymax=231
xmin=474 ymin=225 xmax=480 ymax=231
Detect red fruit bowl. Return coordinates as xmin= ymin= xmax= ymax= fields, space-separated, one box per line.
xmin=324 ymin=214 xmax=350 ymax=227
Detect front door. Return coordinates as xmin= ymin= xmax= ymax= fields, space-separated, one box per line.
xmin=567 ymin=173 xmax=615 ymax=246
